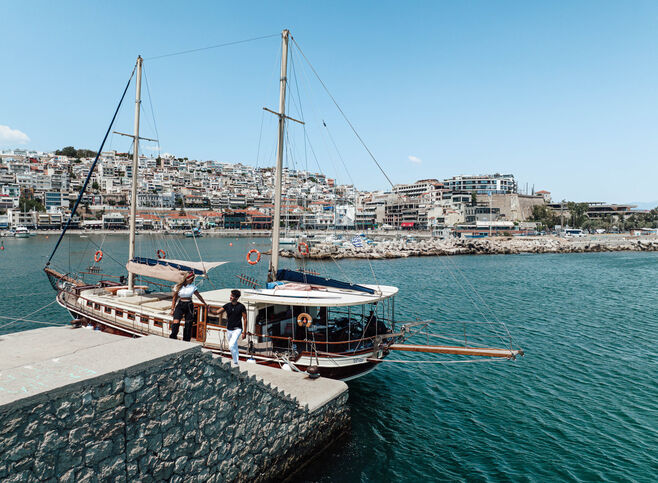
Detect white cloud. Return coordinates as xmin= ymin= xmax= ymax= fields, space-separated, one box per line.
xmin=0 ymin=125 xmax=30 ymax=145
xmin=408 ymin=155 xmax=422 ymax=164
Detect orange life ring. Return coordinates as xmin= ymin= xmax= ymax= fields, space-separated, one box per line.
xmin=298 ymin=242 xmax=310 ymax=256
xmin=297 ymin=312 xmax=312 ymax=328
xmin=247 ymin=249 xmax=261 ymax=265
xmin=157 ymin=249 xmax=166 ymax=259
xmin=94 ymin=250 xmax=103 ymax=263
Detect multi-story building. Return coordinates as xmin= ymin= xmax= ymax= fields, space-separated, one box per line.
xmin=44 ymin=191 xmax=66 ymax=211
xmin=393 ymin=179 xmax=445 ymax=201
xmin=383 ymin=200 xmax=428 ymax=230
xmin=444 ymin=173 xmax=517 ymax=195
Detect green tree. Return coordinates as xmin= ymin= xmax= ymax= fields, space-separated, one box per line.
xmin=92 ymin=181 xmax=100 ymax=191
xmin=566 ymin=202 xmax=589 ymax=228
xmin=19 ymin=196 xmax=45 ymax=212
xmin=56 ymin=146 xmax=77 ymax=157
xmin=470 ymin=192 xmax=477 ymax=207
xmin=529 ymin=204 xmax=558 ymax=230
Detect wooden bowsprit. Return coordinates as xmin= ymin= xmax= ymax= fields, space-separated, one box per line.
xmin=388 ymin=344 xmax=523 ymax=359
xmin=384 ymin=319 xmax=525 ymax=361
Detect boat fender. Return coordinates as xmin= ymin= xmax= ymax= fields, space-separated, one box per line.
xmin=94 ymin=250 xmax=103 ymax=262
xmin=246 ymin=249 xmax=261 ymax=265
xmin=297 ymin=242 xmax=310 ymax=256
xmin=297 ymin=312 xmax=312 ymax=328
xmin=156 ymin=249 xmax=166 ymax=259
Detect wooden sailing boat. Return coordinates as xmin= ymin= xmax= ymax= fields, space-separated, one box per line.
xmin=45 ymin=30 xmax=523 ymax=380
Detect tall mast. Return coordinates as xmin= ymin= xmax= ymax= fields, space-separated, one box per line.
xmin=128 ymin=55 xmax=143 ymax=290
xmin=268 ymin=29 xmax=290 ymax=282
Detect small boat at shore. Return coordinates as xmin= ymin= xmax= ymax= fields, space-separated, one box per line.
xmin=14 ymin=226 xmax=30 ymax=238
xmin=185 ymin=227 xmax=203 ymax=238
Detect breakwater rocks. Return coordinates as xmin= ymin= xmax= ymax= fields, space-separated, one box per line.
xmin=282 ymin=236 xmax=658 ymax=260
xmin=0 ymin=328 xmax=349 ymax=483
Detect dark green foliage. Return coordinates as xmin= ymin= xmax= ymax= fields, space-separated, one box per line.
xmin=55 ymin=146 xmax=97 ymax=158
xmin=19 ymin=196 xmax=45 ymax=212
xmin=529 ymin=205 xmax=558 ymax=230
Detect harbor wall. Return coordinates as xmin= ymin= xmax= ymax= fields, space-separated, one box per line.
xmin=0 ymin=329 xmax=349 ymax=482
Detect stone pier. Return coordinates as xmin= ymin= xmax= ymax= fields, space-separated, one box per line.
xmin=0 ymin=327 xmax=349 ymax=482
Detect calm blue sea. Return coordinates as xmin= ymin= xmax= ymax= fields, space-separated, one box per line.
xmin=2 ymin=235 xmax=657 ymax=482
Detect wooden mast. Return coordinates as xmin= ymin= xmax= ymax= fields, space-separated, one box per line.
xmin=268 ymin=29 xmax=290 ymax=283
xmin=128 ymin=55 xmax=143 ymax=291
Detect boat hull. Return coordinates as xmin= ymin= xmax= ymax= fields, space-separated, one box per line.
xmin=55 ymin=290 xmax=386 ymax=381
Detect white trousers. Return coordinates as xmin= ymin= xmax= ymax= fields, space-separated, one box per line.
xmin=227 ymin=328 xmax=242 ymax=365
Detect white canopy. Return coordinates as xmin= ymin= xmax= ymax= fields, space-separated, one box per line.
xmin=126 ymin=259 xmax=227 ymax=283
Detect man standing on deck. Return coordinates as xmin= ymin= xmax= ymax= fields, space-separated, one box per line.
xmin=212 ymin=290 xmax=247 ymax=366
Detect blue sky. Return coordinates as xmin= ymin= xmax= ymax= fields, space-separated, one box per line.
xmin=2 ymin=1 xmax=657 ymax=205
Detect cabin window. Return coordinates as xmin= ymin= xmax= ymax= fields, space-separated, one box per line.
xmin=153 ymin=319 xmax=163 ymax=328
xmin=207 ymin=313 xmax=224 ymax=328
xmin=94 ymin=303 xmax=101 ymax=310
xmin=115 ymin=310 xmax=123 ymax=318
xmin=139 ymin=316 xmax=148 ymax=324
xmin=86 ymin=300 xmax=93 ymax=307
xmin=104 ymin=306 xmax=111 ymax=314
xmin=127 ymin=313 xmax=135 ymax=320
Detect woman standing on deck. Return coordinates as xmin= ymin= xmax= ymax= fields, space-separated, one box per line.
xmin=170 ymin=272 xmax=208 ymax=342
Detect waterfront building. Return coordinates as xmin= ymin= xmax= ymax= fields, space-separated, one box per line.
xmin=102 ymin=212 xmax=127 ymax=230
xmin=383 ymin=199 xmax=428 ymax=230
xmin=7 ymin=208 xmax=37 ymax=229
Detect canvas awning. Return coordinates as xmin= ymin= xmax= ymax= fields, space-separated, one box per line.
xmin=126 ymin=257 xmax=227 ymax=283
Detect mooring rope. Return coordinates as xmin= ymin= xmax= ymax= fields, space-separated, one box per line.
xmin=0 ymin=300 xmax=59 ymax=330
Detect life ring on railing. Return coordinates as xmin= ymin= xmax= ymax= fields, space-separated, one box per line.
xmin=297 ymin=312 xmax=312 ymax=328
xmin=157 ymin=249 xmax=166 ymax=259
xmin=94 ymin=250 xmax=103 ymax=263
xmin=246 ymin=249 xmax=261 ymax=265
xmin=297 ymin=242 xmax=310 ymax=256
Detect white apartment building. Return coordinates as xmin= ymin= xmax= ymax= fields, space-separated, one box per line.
xmin=393 ymin=179 xmax=445 ymax=201
xmin=444 ymin=173 xmax=517 ymax=195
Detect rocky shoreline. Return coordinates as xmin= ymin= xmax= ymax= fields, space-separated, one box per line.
xmin=282 ymin=236 xmax=658 ymax=260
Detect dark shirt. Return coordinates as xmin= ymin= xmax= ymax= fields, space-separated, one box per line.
xmin=223 ymin=302 xmax=246 ymax=331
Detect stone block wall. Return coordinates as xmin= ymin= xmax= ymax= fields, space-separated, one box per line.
xmin=0 ymin=347 xmax=350 ymax=482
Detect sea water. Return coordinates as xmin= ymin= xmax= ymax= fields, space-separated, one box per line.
xmin=1 ymin=235 xmax=656 ymax=481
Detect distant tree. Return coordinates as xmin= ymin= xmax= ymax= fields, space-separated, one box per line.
xmin=566 ymin=202 xmax=589 ymax=228
xmin=19 ymin=196 xmax=45 ymax=212
xmin=56 ymin=146 xmax=77 ymax=157
xmin=92 ymin=181 xmax=100 ymax=191
xmin=529 ymin=204 xmax=558 ymax=230
xmin=76 ymin=149 xmax=96 ymax=158
xmin=470 ymin=192 xmax=477 ymax=207
xmin=55 ymin=146 xmax=96 ymax=158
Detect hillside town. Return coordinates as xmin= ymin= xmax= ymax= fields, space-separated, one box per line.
xmin=1 ymin=147 xmax=656 ymax=236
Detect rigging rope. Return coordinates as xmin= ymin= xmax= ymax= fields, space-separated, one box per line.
xmin=438 ymin=256 xmax=515 ymax=350
xmin=46 ymin=65 xmax=136 ymax=267
xmin=0 ymin=300 xmax=59 ymax=330
xmin=290 ymin=37 xmax=394 ymax=188
xmin=142 ymin=66 xmax=162 ymax=156
xmin=145 ymin=33 xmax=280 ymax=61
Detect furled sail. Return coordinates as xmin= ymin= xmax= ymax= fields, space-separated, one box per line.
xmin=126 ymin=257 xmax=227 ymax=283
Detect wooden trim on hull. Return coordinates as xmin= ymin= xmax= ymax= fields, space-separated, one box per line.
xmin=205 ymin=347 xmax=381 ymax=381
xmin=59 ymin=295 xmax=382 ymax=381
